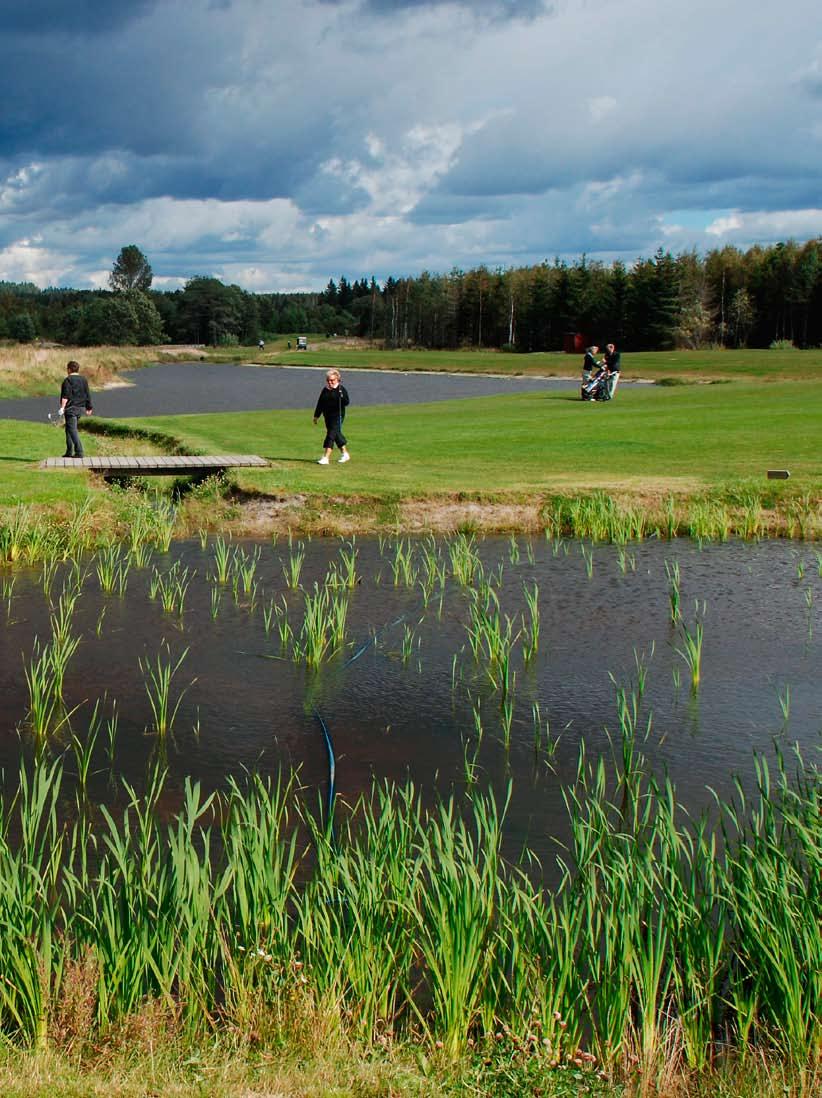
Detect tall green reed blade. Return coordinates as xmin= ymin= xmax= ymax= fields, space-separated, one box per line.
xmin=0 ymin=758 xmax=67 ymax=1049
xmin=296 ymin=782 xmax=421 ymax=1043
xmin=664 ymin=559 xmax=681 ymax=623
xmin=211 ymin=535 xmax=232 ymax=584
xmin=521 ymin=582 xmax=540 ymax=662
xmin=676 ymin=616 xmax=704 ymax=692
xmin=282 ymin=540 xmax=305 ymax=589
xmin=139 ymin=642 xmax=193 ymax=736
xmin=409 ymin=791 xmax=505 ymax=1058
xmin=448 ymin=532 xmax=481 ymax=587
xmin=389 ymin=538 xmax=417 ymax=587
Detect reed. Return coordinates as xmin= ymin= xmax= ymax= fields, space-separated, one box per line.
xmin=40 ymin=556 xmax=60 ymax=603
xmin=521 ymin=582 xmax=540 ymax=663
xmin=0 ymin=728 xmax=814 ymax=1072
xmin=543 ymin=493 xmax=648 ymax=543
xmin=0 ymin=504 xmax=33 ymax=564
xmin=282 ymin=540 xmax=305 ymax=590
xmin=676 ymin=615 xmax=704 ymax=692
xmin=409 ymin=793 xmax=503 ymax=1059
xmin=210 ymin=586 xmax=222 ymax=620
xmin=400 ymin=623 xmax=418 ymax=664
xmin=293 ymin=583 xmax=346 ymax=666
xmin=448 ymin=533 xmax=481 ymax=586
xmin=581 ymin=542 xmax=594 ymax=578
xmin=2 ymin=574 xmax=14 ymax=615
xmin=419 ymin=536 xmax=446 ymax=607
xmin=665 ymin=559 xmax=682 ymax=623
xmin=95 ymin=542 xmax=130 ymax=596
xmin=805 ymin=586 xmax=814 ymax=636
xmin=138 ymin=642 xmax=192 ymax=736
xmin=616 ymin=545 xmax=636 ymax=574
xmin=466 ymin=585 xmax=519 ymax=702
xmin=149 ymin=561 xmax=195 ymax=616
xmin=211 ymin=536 xmax=232 ymax=584
xmin=23 ymin=638 xmax=66 ymax=742
xmin=663 ymin=495 xmax=679 ymax=540
xmin=787 ymin=493 xmax=819 ymax=540
xmin=234 ymin=545 xmax=261 ymax=595
xmin=389 ymin=539 xmax=417 ymax=587
xmin=687 ymin=500 xmax=731 ymax=543
xmin=152 ymin=500 xmax=177 ymax=553
xmin=333 ymin=538 xmax=359 ymax=589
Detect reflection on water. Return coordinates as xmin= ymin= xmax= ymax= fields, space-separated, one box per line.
xmin=1 ymin=535 xmax=819 ymax=861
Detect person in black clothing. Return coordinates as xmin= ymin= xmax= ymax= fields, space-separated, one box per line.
xmin=603 ymin=343 xmax=621 ymax=399
xmin=313 ymin=368 xmax=350 ymax=464
xmin=59 ymin=360 xmax=93 ymax=457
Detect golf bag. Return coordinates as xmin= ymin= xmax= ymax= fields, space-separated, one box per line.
xmin=581 ymin=366 xmax=610 ymax=401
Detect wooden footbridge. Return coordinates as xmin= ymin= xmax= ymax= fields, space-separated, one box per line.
xmin=40 ymin=454 xmax=269 ymax=480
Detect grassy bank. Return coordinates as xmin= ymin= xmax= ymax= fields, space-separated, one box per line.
xmin=1 ymin=380 xmax=820 ymax=537
xmin=241 ymin=343 xmax=822 ymax=382
xmin=0 ymin=1045 xmax=814 ymax=1097
xmin=123 ymin=379 xmax=821 ymax=537
xmin=0 ymin=344 xmax=205 ymax=400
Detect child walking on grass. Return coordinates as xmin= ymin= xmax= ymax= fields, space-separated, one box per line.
xmin=313 ymin=368 xmax=351 ymax=464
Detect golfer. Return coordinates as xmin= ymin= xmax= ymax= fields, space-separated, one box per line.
xmin=59 ymin=360 xmax=93 ymax=458
xmin=603 ymin=343 xmax=621 ymax=399
xmin=313 ymin=369 xmax=350 ymax=464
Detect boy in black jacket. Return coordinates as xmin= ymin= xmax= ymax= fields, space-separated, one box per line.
xmin=59 ymin=360 xmax=93 ymax=457
xmin=313 ymin=369 xmax=350 ymax=464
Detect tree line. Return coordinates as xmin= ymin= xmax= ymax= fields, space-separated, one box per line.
xmin=1 ymin=238 xmax=820 ymax=351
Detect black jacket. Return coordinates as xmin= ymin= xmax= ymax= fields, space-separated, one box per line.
xmin=61 ymin=374 xmax=93 ymax=414
xmin=604 ymin=349 xmax=621 ymax=373
xmin=314 ymin=384 xmax=349 ymax=424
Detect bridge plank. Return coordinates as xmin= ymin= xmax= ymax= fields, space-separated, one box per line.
xmin=40 ymin=455 xmax=269 ymax=475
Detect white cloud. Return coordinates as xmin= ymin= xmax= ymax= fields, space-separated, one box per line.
xmin=588 ymin=96 xmax=617 ymax=123
xmin=0 ymin=238 xmax=73 ymax=285
xmin=706 ymin=208 xmax=822 ymax=241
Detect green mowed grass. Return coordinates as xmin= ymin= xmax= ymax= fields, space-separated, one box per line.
xmin=128 ymin=381 xmax=821 ymax=496
xmin=253 ymin=345 xmax=822 ymax=381
xmin=2 ymin=380 xmax=818 ymax=508
xmin=0 ymin=420 xmax=103 ymax=506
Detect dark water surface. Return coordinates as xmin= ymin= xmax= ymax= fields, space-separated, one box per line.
xmin=1 ymin=536 xmax=819 ymax=860
xmin=0 ymin=361 xmax=579 ymax=422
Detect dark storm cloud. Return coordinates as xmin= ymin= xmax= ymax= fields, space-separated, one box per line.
xmin=0 ymin=0 xmax=159 ymax=34
xmin=317 ymin=0 xmax=549 ymax=18
xmin=0 ymin=0 xmax=818 ymax=291
xmin=0 ymin=4 xmax=331 ymax=205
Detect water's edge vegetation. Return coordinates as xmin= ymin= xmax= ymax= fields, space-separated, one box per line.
xmin=0 ymin=508 xmax=819 ymax=1096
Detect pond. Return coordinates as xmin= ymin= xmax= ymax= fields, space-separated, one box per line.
xmin=0 ymin=361 xmax=580 ymax=422
xmin=1 ymin=534 xmax=819 ymax=862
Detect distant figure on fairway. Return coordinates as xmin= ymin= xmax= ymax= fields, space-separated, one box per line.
xmin=59 ymin=360 xmax=93 ymax=458
xmin=603 ymin=343 xmax=621 ymax=399
xmin=581 ymin=344 xmax=601 ymax=399
xmin=258 ymin=339 xmax=265 ymax=353
xmin=313 ymin=369 xmax=350 ymax=465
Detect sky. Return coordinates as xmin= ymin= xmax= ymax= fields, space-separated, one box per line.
xmin=0 ymin=0 xmax=820 ymax=292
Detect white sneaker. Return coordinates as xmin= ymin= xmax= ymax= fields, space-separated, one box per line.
xmin=338 ymin=453 xmax=350 ymax=463
xmin=317 ymin=456 xmax=330 ymax=465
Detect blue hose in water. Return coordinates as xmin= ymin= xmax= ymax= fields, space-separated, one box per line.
xmin=313 ymin=708 xmax=336 ymax=829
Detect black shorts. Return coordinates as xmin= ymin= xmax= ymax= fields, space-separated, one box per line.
xmin=323 ymin=422 xmax=347 ymax=450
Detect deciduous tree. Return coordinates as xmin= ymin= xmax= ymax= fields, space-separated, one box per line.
xmin=110 ymin=245 xmax=153 ymax=292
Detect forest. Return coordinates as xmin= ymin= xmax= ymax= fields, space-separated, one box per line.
xmin=0 ymin=237 xmax=820 ymax=352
